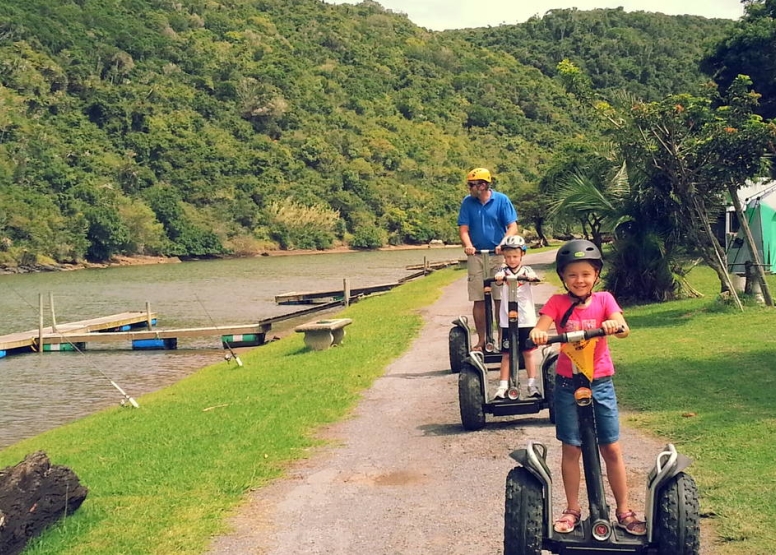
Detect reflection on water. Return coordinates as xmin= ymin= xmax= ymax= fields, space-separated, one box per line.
xmin=0 ymin=248 xmax=463 ymax=449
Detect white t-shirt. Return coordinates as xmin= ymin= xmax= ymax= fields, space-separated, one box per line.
xmin=496 ymin=265 xmax=538 ymax=329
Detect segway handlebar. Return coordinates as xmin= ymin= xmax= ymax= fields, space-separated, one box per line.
xmin=484 ymin=275 xmax=541 ymax=287
xmin=526 ymin=326 xmax=624 ymax=350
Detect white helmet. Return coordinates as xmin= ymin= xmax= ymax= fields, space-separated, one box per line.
xmin=501 ymin=235 xmax=527 ymax=252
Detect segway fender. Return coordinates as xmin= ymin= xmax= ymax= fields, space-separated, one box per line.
xmin=464 ymin=350 xmax=489 ymax=398
xmin=451 ymin=315 xmax=470 ymax=331
xmin=508 ymin=442 xmax=553 ymax=526
xmin=508 ymin=448 xmax=531 ymax=466
xmin=670 ymin=452 xmax=693 ymax=475
xmin=645 ymin=444 xmax=695 ymax=541
xmin=509 ymin=443 xmax=550 ymax=481
xmin=540 ymin=349 xmax=558 ymax=372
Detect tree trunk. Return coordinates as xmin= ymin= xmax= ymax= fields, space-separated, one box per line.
xmin=0 ymin=451 xmax=88 ymax=555
xmin=687 ymin=196 xmax=743 ymax=311
xmin=726 ymin=182 xmax=774 ymax=306
xmin=534 ymin=217 xmax=549 ymax=247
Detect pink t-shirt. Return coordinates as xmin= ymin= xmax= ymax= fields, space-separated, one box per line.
xmin=539 ymin=292 xmax=622 ymax=379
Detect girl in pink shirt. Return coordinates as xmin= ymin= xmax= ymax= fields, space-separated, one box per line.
xmin=529 ymin=239 xmax=645 ymax=537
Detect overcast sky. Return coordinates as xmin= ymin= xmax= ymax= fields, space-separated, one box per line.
xmin=325 ymin=0 xmax=745 ymax=30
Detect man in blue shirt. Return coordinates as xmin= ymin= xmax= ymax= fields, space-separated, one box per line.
xmin=457 ymin=167 xmax=518 ymax=350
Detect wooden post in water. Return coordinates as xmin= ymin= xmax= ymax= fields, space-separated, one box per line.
xmin=424 ymin=256 xmax=428 ymax=275
xmin=49 ymin=291 xmax=57 ymax=333
xmin=38 ymin=293 xmax=43 ymax=355
xmin=343 ymin=278 xmax=350 ymax=307
xmin=146 ymin=301 xmax=153 ymax=330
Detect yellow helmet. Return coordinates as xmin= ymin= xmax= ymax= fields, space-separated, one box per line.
xmin=466 ymin=167 xmax=492 ymax=183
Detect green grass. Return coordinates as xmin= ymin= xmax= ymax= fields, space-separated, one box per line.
xmin=0 ymin=268 xmax=463 ymax=555
xmin=612 ymin=268 xmax=776 ymax=554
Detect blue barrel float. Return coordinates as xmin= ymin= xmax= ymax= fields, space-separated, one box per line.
xmin=132 ymin=338 xmax=177 ymax=350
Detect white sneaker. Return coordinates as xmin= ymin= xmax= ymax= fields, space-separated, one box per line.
xmin=493 ymin=385 xmax=508 ymax=399
xmin=527 ymin=385 xmax=541 ymax=398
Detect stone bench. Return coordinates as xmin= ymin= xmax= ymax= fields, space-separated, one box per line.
xmin=294 ymin=318 xmax=353 ymax=351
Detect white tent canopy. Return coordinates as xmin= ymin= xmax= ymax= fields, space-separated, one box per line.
xmin=726 ymin=179 xmax=776 ymax=274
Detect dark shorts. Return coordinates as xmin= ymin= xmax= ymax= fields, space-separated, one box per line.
xmin=554 ymin=375 xmax=620 ymax=447
xmin=500 ymin=327 xmax=535 ymax=353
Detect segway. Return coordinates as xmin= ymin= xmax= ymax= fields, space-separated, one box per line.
xmin=450 ymin=249 xmax=501 ymax=373
xmin=458 ymin=273 xmax=553 ymax=431
xmin=504 ymin=328 xmax=700 ymax=555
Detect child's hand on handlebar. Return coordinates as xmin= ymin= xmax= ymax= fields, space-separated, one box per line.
xmin=602 ymin=320 xmax=627 ymax=335
xmin=494 ymin=271 xmax=505 ymax=283
xmin=529 ymin=328 xmax=548 ymax=346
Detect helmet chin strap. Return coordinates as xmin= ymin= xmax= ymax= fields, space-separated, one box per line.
xmin=558 ymin=275 xmax=599 ymax=328
xmin=559 ymin=291 xmax=589 ymax=328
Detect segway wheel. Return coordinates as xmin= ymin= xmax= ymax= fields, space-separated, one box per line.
xmin=449 ymin=326 xmax=468 ymax=374
xmin=458 ymin=366 xmax=486 ymax=430
xmin=541 ymin=352 xmax=558 ymax=424
xmin=655 ymin=471 xmax=700 ymax=555
xmin=504 ymin=466 xmax=543 ymax=555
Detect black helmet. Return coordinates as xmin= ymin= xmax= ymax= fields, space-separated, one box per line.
xmin=556 ymin=239 xmax=603 ymax=275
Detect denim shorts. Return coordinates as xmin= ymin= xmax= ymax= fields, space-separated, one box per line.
xmin=554 ymin=375 xmax=620 ymax=447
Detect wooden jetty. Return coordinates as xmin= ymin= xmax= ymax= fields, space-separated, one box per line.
xmin=405 ymin=259 xmax=464 ymax=271
xmin=274 ymin=258 xmax=464 ymax=306
xmin=275 ymin=282 xmax=399 ymax=306
xmin=0 ymin=300 xmax=345 ymax=357
xmin=0 ymin=312 xmax=156 ymax=354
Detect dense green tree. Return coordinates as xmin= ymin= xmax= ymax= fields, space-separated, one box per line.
xmin=600 ymin=76 xmax=776 ymax=299
xmin=701 ymin=0 xmax=776 ymax=120
xmin=455 ymin=8 xmax=733 ymax=102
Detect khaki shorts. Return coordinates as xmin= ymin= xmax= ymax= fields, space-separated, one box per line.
xmin=466 ymin=254 xmax=504 ymax=302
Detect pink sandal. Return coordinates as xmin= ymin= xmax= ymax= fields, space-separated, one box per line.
xmin=554 ymin=508 xmax=581 ymax=534
xmin=616 ymin=510 xmax=646 ymax=536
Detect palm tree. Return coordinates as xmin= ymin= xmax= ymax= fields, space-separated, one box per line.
xmin=550 ymin=161 xmax=632 ymax=251
xmin=551 ymin=160 xmax=695 ymax=303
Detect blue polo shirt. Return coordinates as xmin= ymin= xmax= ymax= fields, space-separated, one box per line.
xmin=457 ymin=191 xmax=518 ymax=250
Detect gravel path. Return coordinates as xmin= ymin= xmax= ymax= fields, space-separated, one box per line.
xmin=207 ymin=251 xmax=714 ymax=555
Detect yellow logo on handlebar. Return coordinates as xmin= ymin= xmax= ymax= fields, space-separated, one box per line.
xmin=561 ymin=338 xmax=599 ymax=381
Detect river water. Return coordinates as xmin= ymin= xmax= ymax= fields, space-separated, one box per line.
xmin=0 ymin=248 xmax=464 ymax=450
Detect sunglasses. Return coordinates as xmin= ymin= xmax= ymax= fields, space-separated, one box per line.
xmin=467 ymin=181 xmax=484 ymax=188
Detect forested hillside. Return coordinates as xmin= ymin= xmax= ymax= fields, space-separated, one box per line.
xmin=0 ymin=0 xmax=730 ymax=264
xmin=453 ymin=8 xmax=733 ymax=101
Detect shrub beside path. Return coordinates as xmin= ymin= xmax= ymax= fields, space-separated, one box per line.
xmin=207 ymin=250 xmax=715 ymax=555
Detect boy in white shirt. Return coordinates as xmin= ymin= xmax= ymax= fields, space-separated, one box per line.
xmin=493 ymin=236 xmax=540 ymax=399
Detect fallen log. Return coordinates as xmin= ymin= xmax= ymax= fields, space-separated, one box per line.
xmin=0 ymin=451 xmax=88 ymax=555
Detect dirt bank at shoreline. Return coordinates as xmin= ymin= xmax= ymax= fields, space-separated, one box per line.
xmin=0 ymin=244 xmax=463 ymax=275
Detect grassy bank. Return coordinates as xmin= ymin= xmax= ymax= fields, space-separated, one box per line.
xmin=612 ymin=268 xmax=776 ymax=555
xmin=0 ymin=268 xmax=463 ymax=555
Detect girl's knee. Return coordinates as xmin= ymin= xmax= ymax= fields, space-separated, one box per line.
xmin=562 ymin=443 xmax=582 ymax=461
xmin=599 ymin=442 xmax=623 ymax=462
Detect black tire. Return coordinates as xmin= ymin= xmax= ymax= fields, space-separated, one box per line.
xmin=655 ymin=472 xmax=700 ymax=555
xmin=458 ymin=365 xmax=486 ymax=430
xmin=504 ymin=466 xmax=544 ymax=555
xmin=449 ymin=326 xmax=468 ymax=374
xmin=541 ymin=353 xmax=558 ymax=424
